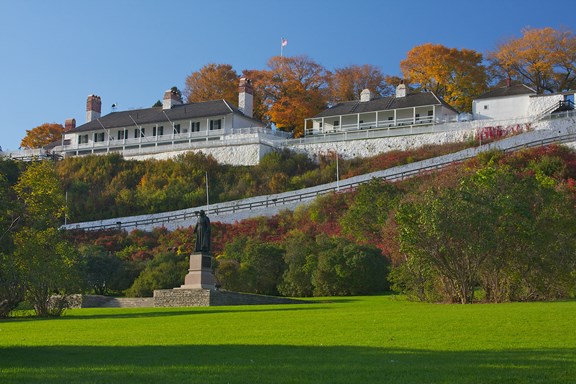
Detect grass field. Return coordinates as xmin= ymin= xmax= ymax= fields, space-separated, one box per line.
xmin=0 ymin=295 xmax=575 ymax=383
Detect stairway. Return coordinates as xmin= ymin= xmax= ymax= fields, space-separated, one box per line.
xmin=80 ymin=295 xmax=155 ymax=308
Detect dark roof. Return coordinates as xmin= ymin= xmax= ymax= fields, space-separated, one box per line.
xmin=70 ymin=100 xmax=261 ymax=133
xmin=475 ymin=84 xmax=536 ymax=100
xmin=313 ymin=92 xmax=458 ymax=118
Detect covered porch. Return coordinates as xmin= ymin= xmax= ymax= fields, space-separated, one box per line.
xmin=305 ymin=105 xmax=437 ymax=135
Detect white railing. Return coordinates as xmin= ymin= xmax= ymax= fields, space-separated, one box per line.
xmin=52 ymin=127 xmax=290 ymax=156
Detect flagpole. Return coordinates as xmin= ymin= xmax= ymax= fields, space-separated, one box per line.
xmin=205 ymin=171 xmax=209 ymax=214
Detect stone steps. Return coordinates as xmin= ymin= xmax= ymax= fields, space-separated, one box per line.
xmin=99 ymin=297 xmax=155 ymax=308
xmin=77 ymin=295 xmax=155 ymax=308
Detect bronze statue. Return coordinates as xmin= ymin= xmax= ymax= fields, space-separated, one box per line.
xmin=194 ymin=210 xmax=211 ymax=252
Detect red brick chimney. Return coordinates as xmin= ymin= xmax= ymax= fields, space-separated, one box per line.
xmin=86 ymin=95 xmax=101 ymax=122
xmin=64 ymin=118 xmax=76 ymax=131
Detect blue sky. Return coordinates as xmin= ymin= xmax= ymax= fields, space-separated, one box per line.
xmin=0 ymin=0 xmax=574 ymax=150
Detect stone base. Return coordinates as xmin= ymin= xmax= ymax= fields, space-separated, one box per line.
xmin=153 ymin=289 xmax=308 ymax=307
xmin=181 ymin=252 xmax=215 ymax=289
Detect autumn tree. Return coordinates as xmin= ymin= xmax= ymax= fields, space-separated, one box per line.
xmin=328 ymin=64 xmax=393 ymax=103
xmin=489 ymin=27 xmax=576 ymax=93
xmin=12 ymin=161 xmax=81 ymax=316
xmin=20 ymin=123 xmax=65 ymax=149
xmin=184 ymin=63 xmax=239 ymax=104
xmin=245 ymin=55 xmax=330 ymax=137
xmin=400 ymin=43 xmax=488 ymax=112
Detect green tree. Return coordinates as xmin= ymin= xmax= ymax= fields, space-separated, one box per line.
xmin=14 ymin=227 xmax=80 ymax=316
xmin=311 ymin=235 xmax=388 ymax=296
xmin=126 ymin=251 xmax=188 ymax=297
xmin=0 ymin=172 xmax=23 ymax=316
xmin=278 ymin=230 xmax=315 ymax=297
xmin=79 ymin=245 xmax=133 ymax=295
xmin=395 ymin=182 xmax=494 ymax=304
xmin=218 ymin=237 xmax=285 ymax=295
xmin=393 ymin=162 xmax=576 ymax=303
xmin=340 ymin=179 xmax=402 ymax=244
xmin=14 ymin=161 xmax=66 ymax=229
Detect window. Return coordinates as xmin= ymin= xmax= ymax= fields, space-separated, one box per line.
xmin=428 ymin=110 xmax=433 ymax=116
xmin=333 ymin=120 xmax=340 ymax=126
xmin=134 ymin=128 xmax=145 ymax=138
xmin=78 ymin=134 xmax=89 ymax=144
xmin=484 ymin=105 xmax=489 ymax=110
xmin=319 ymin=122 xmax=323 ymax=128
xmin=174 ymin=124 xmax=181 ymax=134
xmin=191 ymin=122 xmax=200 ymax=132
xmin=94 ymin=132 xmax=105 ymax=142
xmin=153 ymin=126 xmax=164 ymax=136
xmin=158 ymin=126 xmax=164 ymax=136
xmin=117 ymin=129 xmax=128 ymax=140
xmin=210 ymin=119 xmax=222 ymax=130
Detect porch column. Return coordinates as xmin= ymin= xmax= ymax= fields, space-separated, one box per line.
xmin=376 ymin=111 xmax=379 ymax=128
xmin=413 ymin=107 xmax=416 ymax=124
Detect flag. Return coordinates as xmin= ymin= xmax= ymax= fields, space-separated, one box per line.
xmin=281 ymin=38 xmax=288 ymax=47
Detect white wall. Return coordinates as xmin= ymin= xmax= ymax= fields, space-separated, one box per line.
xmin=528 ymin=94 xmax=564 ymax=117
xmin=473 ymin=95 xmax=530 ymax=120
xmin=125 ymin=142 xmax=272 ymax=166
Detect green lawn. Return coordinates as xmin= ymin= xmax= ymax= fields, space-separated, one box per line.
xmin=1 ymin=296 xmax=575 ymax=383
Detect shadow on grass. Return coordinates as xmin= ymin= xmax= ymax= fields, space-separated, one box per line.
xmin=2 ymin=305 xmax=332 ymax=322
xmin=1 ymin=345 xmax=574 ymax=384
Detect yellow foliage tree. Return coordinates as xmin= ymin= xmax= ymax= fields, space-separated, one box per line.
xmin=20 ymin=123 xmax=65 ymax=149
xmin=490 ymin=27 xmax=576 ymax=93
xmin=400 ymin=43 xmax=487 ymax=113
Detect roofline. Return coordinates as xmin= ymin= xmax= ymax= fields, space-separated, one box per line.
xmin=312 ymin=91 xmax=457 ymax=118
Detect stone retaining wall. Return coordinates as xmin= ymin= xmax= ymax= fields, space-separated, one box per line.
xmin=154 ymin=289 xmax=307 ymax=307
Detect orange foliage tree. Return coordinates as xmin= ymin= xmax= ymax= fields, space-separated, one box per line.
xmin=489 ymin=27 xmax=576 ymax=93
xmin=20 ymin=123 xmax=65 ymax=149
xmin=400 ymin=43 xmax=488 ymax=112
xmin=245 ymin=55 xmax=330 ymax=137
xmin=184 ymin=63 xmax=239 ymax=104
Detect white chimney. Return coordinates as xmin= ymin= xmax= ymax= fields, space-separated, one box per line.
xmin=360 ymin=89 xmax=372 ymax=102
xmin=396 ymin=81 xmax=407 ymax=98
xmin=238 ymin=77 xmax=253 ymax=118
xmin=86 ymin=95 xmax=101 ymax=122
xmin=163 ymin=89 xmax=182 ymax=110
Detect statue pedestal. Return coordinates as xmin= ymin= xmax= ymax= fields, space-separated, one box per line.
xmin=179 ymin=252 xmax=215 ymax=290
